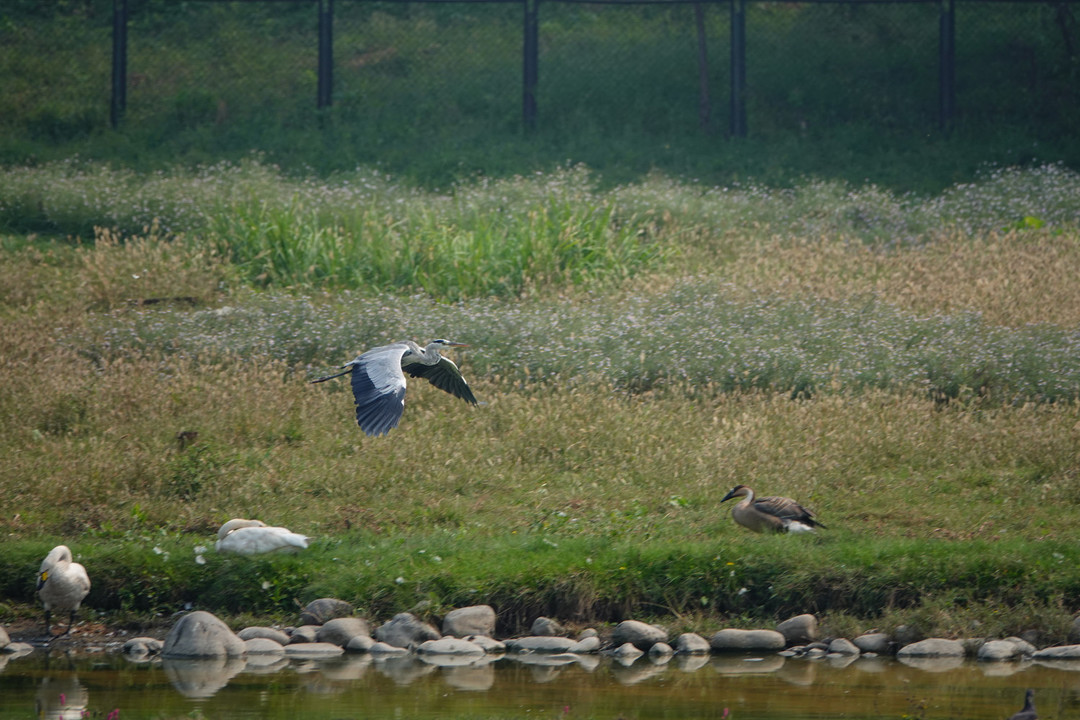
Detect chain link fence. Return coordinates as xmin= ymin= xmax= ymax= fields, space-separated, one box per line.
xmin=2 ymin=1 xmax=1077 ymax=156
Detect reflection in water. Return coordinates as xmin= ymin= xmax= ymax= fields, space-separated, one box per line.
xmin=442 ymin=663 xmax=496 ymax=691
xmin=3 ymin=648 xmax=1080 ymax=720
xmin=35 ymin=675 xmax=89 ymax=720
xmin=164 ymin=656 xmax=246 ymax=699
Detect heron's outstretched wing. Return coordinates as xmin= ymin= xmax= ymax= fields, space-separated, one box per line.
xmin=352 ymin=343 xmax=410 ymax=436
xmin=404 ymin=356 xmax=477 ymax=405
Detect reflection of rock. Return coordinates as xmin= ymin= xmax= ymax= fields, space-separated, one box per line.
xmin=243 ymin=655 xmax=290 ymax=674
xmin=527 ymin=665 xmax=563 ymax=683
xmin=1035 ymin=659 xmax=1080 ymax=672
xmin=776 ymin=659 xmax=818 ymax=686
xmin=978 ymin=659 xmax=1030 ymax=677
xmin=318 ymin=654 xmax=373 ymax=681
xmin=35 ymin=675 xmax=89 ymax=720
xmin=897 ymin=655 xmax=965 ymax=673
xmin=419 ymin=652 xmax=500 ymax=668
xmin=612 ymin=659 xmax=666 ymax=685
xmin=512 ymin=653 xmax=578 ymax=668
xmin=0 ymin=644 xmax=35 ymax=672
xmin=853 ymin=656 xmax=888 ymax=673
xmin=574 ymin=654 xmax=601 ymax=672
xmin=164 ymin=656 xmax=246 ymax=698
xmin=375 ymin=654 xmax=437 ymax=685
xmin=710 ymin=654 xmax=786 ymax=675
xmin=442 ymin=663 xmax=497 ymax=691
xmin=674 ymin=653 xmax=711 ymax=672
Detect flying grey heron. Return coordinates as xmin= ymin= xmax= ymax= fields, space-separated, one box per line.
xmin=215 ymin=518 xmax=310 ymax=555
xmin=37 ymin=545 xmax=91 ymax=637
xmin=720 ymin=484 xmax=825 ymax=534
xmin=311 ymin=339 xmax=477 ymax=436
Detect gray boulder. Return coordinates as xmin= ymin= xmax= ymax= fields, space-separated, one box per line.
xmin=163 ymin=611 xmax=246 ymax=658
xmin=1033 ymin=644 xmax=1080 ymax=660
xmin=649 ymin=642 xmax=674 ymax=657
xmin=896 ymin=638 xmax=965 ymax=658
xmin=299 ymin=598 xmax=354 ymax=626
xmin=852 ymin=632 xmax=892 ymax=654
xmin=346 ymin=635 xmax=376 ymax=653
xmin=317 ymin=617 xmax=372 ymax=647
xmin=288 ymin=625 xmax=320 ymax=644
xmin=674 ymin=632 xmax=712 ymax=655
xmin=238 ymin=627 xmax=291 ymax=645
xmin=978 ymin=637 xmax=1035 ymax=661
xmin=417 ymin=637 xmax=486 ymax=656
xmin=828 ymin=638 xmax=860 ymax=656
xmin=443 ymin=605 xmax=496 ymax=638
xmin=464 ymin=635 xmax=507 ymax=653
xmin=710 ymin=629 xmax=786 ymax=652
xmin=0 ymin=626 xmax=8 ymax=650
xmin=612 ymin=620 xmax=668 ymax=650
xmin=504 ymin=636 xmax=577 ymax=653
xmin=609 ymin=642 xmax=644 ymax=660
xmin=284 ymin=642 xmax=345 ymax=657
xmin=568 ymin=636 xmax=601 ymax=654
xmin=122 ymin=637 xmax=164 ymax=656
xmin=369 ymin=641 xmax=410 ymax=655
xmin=777 ymin=614 xmax=818 ymax=645
xmin=530 ymin=616 xmax=565 ymax=637
xmin=374 ymin=613 xmax=441 ymax=648
xmin=244 ymin=638 xmax=286 ymax=655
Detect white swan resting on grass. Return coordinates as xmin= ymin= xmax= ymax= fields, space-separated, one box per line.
xmin=37 ymin=545 xmax=91 ymax=637
xmin=215 ymin=518 xmax=310 ymax=556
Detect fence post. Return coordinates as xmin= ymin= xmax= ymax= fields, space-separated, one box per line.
xmin=111 ymin=0 xmax=128 ymax=127
xmin=938 ymin=0 xmax=955 ymax=132
xmin=523 ymin=0 xmax=539 ymax=131
xmin=318 ymin=0 xmax=334 ymax=108
xmin=695 ymin=3 xmax=710 ymax=133
xmin=730 ymin=0 xmax=747 ymax=137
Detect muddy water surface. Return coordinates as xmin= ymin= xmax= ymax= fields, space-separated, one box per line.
xmin=3 ymin=648 xmax=1079 ymax=719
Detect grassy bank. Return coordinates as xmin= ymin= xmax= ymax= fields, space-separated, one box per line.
xmin=1 ymin=163 xmax=1079 ymax=640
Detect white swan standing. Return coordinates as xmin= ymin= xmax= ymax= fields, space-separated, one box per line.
xmin=215 ymin=519 xmax=310 ymax=556
xmin=37 ymin=545 xmax=91 ymax=637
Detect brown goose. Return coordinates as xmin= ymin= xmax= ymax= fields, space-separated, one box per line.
xmin=1008 ymin=689 xmax=1037 ymax=720
xmin=720 ymin=484 xmax=825 ymax=534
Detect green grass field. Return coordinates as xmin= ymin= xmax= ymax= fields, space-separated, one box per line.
xmin=1 ymin=160 xmax=1079 ymax=640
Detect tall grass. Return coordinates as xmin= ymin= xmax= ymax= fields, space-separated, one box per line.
xmin=2 ymin=164 xmax=1080 ymax=636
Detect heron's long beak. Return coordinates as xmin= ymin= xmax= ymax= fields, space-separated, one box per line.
xmin=446 ymin=342 xmax=469 ymax=347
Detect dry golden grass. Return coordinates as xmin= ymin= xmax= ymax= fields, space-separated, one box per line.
xmin=696 ymin=228 xmax=1080 ymax=327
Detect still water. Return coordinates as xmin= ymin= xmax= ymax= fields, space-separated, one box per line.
xmin=3 ymin=647 xmax=1079 ymax=720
